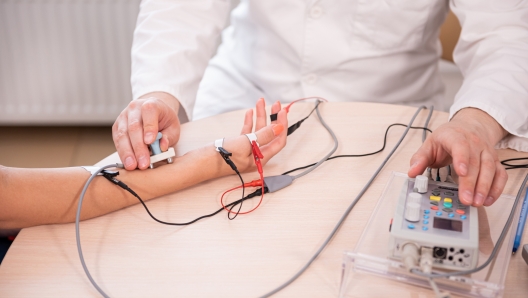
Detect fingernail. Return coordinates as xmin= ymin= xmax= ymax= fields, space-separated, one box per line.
xmin=125 ymin=157 xmax=134 ymax=168
xmin=138 ymin=155 xmax=148 ymax=168
xmin=145 ymin=132 xmax=154 ymax=144
xmin=410 ymin=161 xmax=419 ymax=168
xmin=462 ymin=190 xmax=473 ymax=204
xmin=474 ymin=193 xmax=485 ymax=205
xmin=484 ymin=196 xmax=494 ymax=206
xmin=459 ymin=163 xmax=468 ymax=176
xmin=272 ymin=124 xmax=284 ymax=136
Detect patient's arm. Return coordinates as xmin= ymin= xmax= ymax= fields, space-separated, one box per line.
xmin=0 ymin=99 xmax=287 ymax=229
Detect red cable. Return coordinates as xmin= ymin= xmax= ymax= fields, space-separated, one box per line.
xmin=284 ymin=96 xmax=328 ymax=113
xmin=220 ymin=141 xmax=266 ymax=215
xmin=221 ymin=183 xmax=264 ymax=215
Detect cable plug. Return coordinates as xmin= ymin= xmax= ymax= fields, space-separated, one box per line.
xmin=420 ymin=247 xmax=451 ymax=298
xmin=420 ymin=247 xmax=434 ymax=274
xmin=401 ymin=243 xmax=420 ymax=272
xmin=263 ymin=175 xmax=293 ymax=193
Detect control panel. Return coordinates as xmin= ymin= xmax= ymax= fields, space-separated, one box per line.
xmin=389 ymin=175 xmax=479 ymax=271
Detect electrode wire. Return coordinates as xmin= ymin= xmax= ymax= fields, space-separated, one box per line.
xmin=221 ymin=185 xmax=265 ymax=215
xmin=226 ymin=171 xmax=245 ymax=220
xmin=501 ymin=157 xmax=528 ymax=170
xmin=260 ymin=105 xmax=428 ymax=297
xmin=291 ymin=102 xmax=339 ymax=180
xmin=422 ymin=105 xmax=434 ymax=143
xmin=281 ymin=124 xmax=433 ymax=176
xmin=76 ymin=163 xmax=119 ymax=298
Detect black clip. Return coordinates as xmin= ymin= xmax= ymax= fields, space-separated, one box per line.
xmin=218 ymin=147 xmax=238 ymax=172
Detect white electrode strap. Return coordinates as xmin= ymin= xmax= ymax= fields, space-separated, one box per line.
xmin=214 ymin=138 xmax=224 ymax=151
xmin=245 ymin=133 xmax=259 ymax=147
xmin=81 ymin=166 xmax=104 ymax=175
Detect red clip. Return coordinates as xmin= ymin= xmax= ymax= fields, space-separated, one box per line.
xmin=251 ymin=141 xmax=264 ymax=174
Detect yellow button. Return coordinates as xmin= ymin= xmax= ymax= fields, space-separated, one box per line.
xmin=430 ymin=196 xmax=441 ymax=201
xmin=444 ymin=198 xmax=452 ymax=203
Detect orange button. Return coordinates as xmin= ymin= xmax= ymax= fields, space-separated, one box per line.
xmin=431 ymin=206 xmax=439 ymax=210
xmin=456 ymin=209 xmax=465 ymax=215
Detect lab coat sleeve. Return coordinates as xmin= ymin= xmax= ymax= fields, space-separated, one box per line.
xmin=131 ymin=0 xmax=231 ymax=119
xmin=449 ymin=0 xmax=528 ymax=152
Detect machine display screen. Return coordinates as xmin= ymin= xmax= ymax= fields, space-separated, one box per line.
xmin=433 ymin=217 xmax=463 ymax=232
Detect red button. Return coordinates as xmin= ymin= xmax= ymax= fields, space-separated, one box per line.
xmin=431 ymin=206 xmax=439 ymax=210
xmin=456 ymin=209 xmax=465 ymax=215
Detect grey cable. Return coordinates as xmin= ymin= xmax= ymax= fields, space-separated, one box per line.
xmin=76 ymin=163 xmax=123 ymax=298
xmin=291 ymin=102 xmax=339 ymax=180
xmin=411 ymin=173 xmax=528 ymax=279
xmin=422 ymin=105 xmax=434 ymax=143
xmin=260 ymin=105 xmax=428 ymax=297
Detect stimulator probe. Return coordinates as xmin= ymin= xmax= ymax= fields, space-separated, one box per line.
xmin=148 ymin=132 xmax=175 ymax=168
xmin=389 ymin=175 xmax=479 ymax=271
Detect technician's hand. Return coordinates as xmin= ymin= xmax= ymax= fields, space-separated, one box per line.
xmin=113 ymin=92 xmax=181 ymax=170
xmin=221 ymin=98 xmax=288 ymax=174
xmin=408 ymin=108 xmax=508 ymax=207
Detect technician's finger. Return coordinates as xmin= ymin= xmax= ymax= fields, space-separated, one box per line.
xmin=141 ymin=99 xmax=160 ymax=145
xmin=472 ymin=150 xmax=498 ymax=206
xmin=127 ymin=108 xmax=150 ymax=170
xmin=255 ymin=98 xmax=267 ymax=131
xmin=457 ymin=148 xmax=480 ymax=206
xmin=484 ymin=162 xmax=508 ymax=206
xmin=241 ymin=109 xmax=254 ymax=135
xmin=408 ymin=141 xmax=435 ymax=178
xmin=113 ymin=116 xmax=137 ymax=170
xmin=159 ymin=123 xmax=180 ymax=152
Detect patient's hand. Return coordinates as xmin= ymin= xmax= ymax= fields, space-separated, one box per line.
xmin=218 ymin=98 xmax=287 ymax=174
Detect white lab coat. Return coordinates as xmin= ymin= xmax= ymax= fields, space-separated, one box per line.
xmin=131 ymin=0 xmax=528 ymax=150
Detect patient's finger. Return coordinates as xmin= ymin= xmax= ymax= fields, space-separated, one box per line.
xmin=240 ymin=109 xmax=253 ymax=135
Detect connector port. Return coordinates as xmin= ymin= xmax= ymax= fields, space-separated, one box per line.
xmin=433 ymin=247 xmax=447 ymax=259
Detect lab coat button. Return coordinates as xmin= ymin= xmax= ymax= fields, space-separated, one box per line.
xmin=310 ymin=6 xmax=323 ymax=19
xmin=303 ymin=73 xmax=318 ymax=85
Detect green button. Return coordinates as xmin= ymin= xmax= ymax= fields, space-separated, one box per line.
xmin=443 ymin=202 xmax=453 ymax=208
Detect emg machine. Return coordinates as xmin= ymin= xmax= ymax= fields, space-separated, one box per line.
xmin=389 ymin=175 xmax=479 ymax=271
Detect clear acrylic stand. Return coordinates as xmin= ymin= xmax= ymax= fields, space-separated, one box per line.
xmin=339 ymin=172 xmax=520 ymax=298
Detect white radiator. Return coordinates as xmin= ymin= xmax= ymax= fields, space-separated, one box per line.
xmin=0 ymin=0 xmax=141 ymax=124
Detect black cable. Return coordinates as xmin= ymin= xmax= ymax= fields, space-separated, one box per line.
xmin=217 ymin=146 xmax=246 ymax=220
xmin=102 ymin=173 xmax=268 ymax=226
xmin=286 ymin=101 xmax=321 ymax=136
xmin=282 ymin=123 xmax=433 ymax=175
xmin=501 ymin=157 xmax=528 ymax=170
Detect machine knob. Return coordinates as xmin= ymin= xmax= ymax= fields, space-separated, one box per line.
xmin=414 ymin=175 xmax=428 ymax=194
xmin=405 ymin=202 xmax=421 ymax=222
xmin=407 ymin=192 xmax=422 ymax=204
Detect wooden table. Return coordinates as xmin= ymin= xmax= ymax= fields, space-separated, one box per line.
xmin=1 ymin=103 xmax=527 ymax=297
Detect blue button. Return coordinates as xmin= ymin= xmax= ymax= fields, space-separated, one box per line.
xmin=408 ymin=224 xmax=415 ymax=229
xmin=448 ymin=213 xmax=454 ymax=218
xmin=424 ymin=215 xmax=430 ymax=219
xmin=422 ymin=226 xmax=428 ymax=231
xmin=423 ymin=220 xmax=429 ymax=225
xmin=436 ymin=211 xmax=442 ymax=216
xmin=424 ymin=210 xmax=430 ymax=214
xmin=461 ymin=215 xmax=467 ymax=220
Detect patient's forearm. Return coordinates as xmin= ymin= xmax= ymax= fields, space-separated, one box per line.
xmin=0 ymin=146 xmax=226 ymax=229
